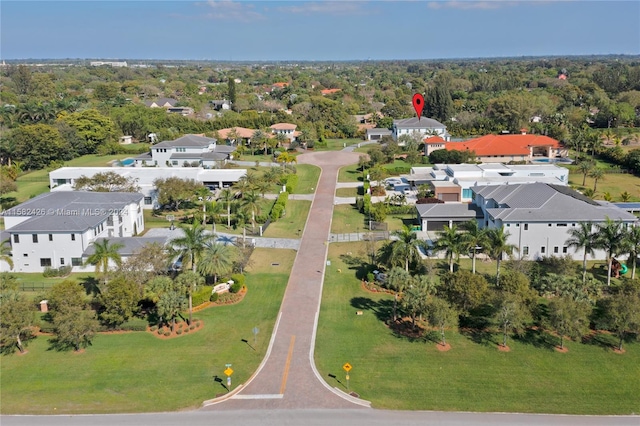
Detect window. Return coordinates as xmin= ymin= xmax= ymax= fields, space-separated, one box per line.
xmin=13 ymin=234 xmax=19 ymax=243
xmin=32 ymin=234 xmax=38 ymax=243
xmin=40 ymin=258 xmax=52 ymax=267
xmin=523 ymin=246 xmax=529 ymax=256
xmin=60 ymin=258 xmax=65 ymax=265
xmin=554 ymin=246 xmax=559 ymax=254
xmin=49 ymin=234 xmax=53 ymax=241
xmin=557 ymin=223 xmax=567 ymax=227
xmin=144 ymin=197 xmax=152 ymax=205
xmin=71 ymin=234 xmax=76 ymax=241
xmin=71 ymin=258 xmax=83 ymax=266
xmin=462 ymin=188 xmax=472 ymax=199
xmin=524 ymin=224 xmax=529 ymax=231
xmin=172 ymin=161 xmax=178 ymax=166
xmin=541 ymin=247 xmax=546 ymax=254
xmin=548 ymin=224 xmax=552 ymax=227
xmin=562 ymin=246 xmax=568 ymax=254
xmin=23 ymin=253 xmax=28 ymax=257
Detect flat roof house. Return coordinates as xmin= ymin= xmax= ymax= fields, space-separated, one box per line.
xmin=473 ymin=183 xmax=638 ymax=261
xmin=135 ymin=134 xmax=235 ymax=168
xmin=1 ymin=192 xmax=146 ymax=273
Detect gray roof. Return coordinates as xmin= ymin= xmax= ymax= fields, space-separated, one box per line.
xmin=4 ymin=192 xmax=143 ymax=233
xmin=83 ymin=236 xmax=168 ymax=256
xmin=154 ymin=134 xmax=217 ymax=148
xmin=145 ymin=97 xmax=177 ymax=107
xmin=474 ymin=183 xmax=637 ymax=223
xmin=366 ymin=128 xmax=392 ymax=135
xmin=393 ymin=117 xmax=446 ymax=129
xmin=416 ymin=203 xmax=482 ymax=219
xmin=169 ymin=151 xmax=230 ymax=161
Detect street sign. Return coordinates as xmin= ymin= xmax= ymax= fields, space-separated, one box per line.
xmin=342 ymin=362 xmax=352 ymax=372
xmin=224 ymin=367 xmax=234 ymax=376
xmin=227 ymin=376 xmax=231 ymax=389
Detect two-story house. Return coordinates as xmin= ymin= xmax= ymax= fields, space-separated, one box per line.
xmin=2 ymin=192 xmax=145 ymax=273
xmin=135 ymin=134 xmax=235 ymax=168
xmin=392 ymin=117 xmax=450 ymax=142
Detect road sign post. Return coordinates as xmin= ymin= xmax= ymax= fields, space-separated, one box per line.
xmin=252 ymin=326 xmax=259 ymax=346
xmin=342 ymin=363 xmax=352 ymax=393
xmin=224 ymin=364 xmax=233 ymax=391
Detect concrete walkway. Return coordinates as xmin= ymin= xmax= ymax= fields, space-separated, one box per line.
xmin=204 ymin=150 xmax=369 ymax=410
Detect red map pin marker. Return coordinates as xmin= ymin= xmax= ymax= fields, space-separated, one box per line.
xmin=412 ymin=93 xmax=424 ymax=121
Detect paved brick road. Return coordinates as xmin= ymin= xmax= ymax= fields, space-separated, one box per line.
xmin=203 ymin=150 xmax=368 ymax=410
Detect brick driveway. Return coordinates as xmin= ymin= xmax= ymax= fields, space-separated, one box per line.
xmin=204 ymin=150 xmax=368 ymax=410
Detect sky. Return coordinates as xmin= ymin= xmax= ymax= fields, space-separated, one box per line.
xmin=1 ymin=0 xmax=639 ymax=61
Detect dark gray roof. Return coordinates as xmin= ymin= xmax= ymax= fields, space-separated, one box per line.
xmin=416 ymin=203 xmax=482 ymax=219
xmin=474 ymin=183 xmax=637 ymax=223
xmin=4 ymin=192 xmax=143 ymax=233
xmin=134 ymin=152 xmax=153 ymax=160
xmin=145 ymin=97 xmax=177 ymax=107
xmin=154 ymin=134 xmax=217 ymax=148
xmin=393 ymin=117 xmax=446 ymax=129
xmin=83 ymin=236 xmax=168 ymax=256
xmin=366 ymin=128 xmax=392 ymax=135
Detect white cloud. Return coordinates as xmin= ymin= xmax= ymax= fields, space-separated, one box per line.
xmin=427 ymin=1 xmax=520 ymax=10
xmin=278 ymin=1 xmax=369 ymax=16
xmin=200 ymin=0 xmax=266 ymax=22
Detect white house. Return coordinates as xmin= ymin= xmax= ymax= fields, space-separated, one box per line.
xmin=135 ymin=134 xmax=235 ymax=168
xmin=1 ymin=192 xmax=145 ymax=273
xmin=49 ymin=167 xmax=248 ymax=209
xmin=392 ymin=117 xmax=450 ymax=142
xmin=407 ymin=163 xmax=569 ymax=203
xmin=270 ymin=123 xmax=299 ymax=142
xmin=472 ymin=183 xmax=638 ymax=261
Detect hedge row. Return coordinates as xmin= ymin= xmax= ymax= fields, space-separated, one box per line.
xmin=270 ymin=191 xmax=289 ymax=221
xmin=192 ymin=285 xmax=214 ymax=306
xmin=284 ymin=174 xmax=298 ymax=193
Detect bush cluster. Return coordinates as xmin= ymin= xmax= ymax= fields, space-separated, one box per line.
xmin=270 ymin=191 xmax=289 ymax=220
xmin=42 ymin=265 xmax=72 ymax=278
xmin=192 ymin=285 xmax=214 ymax=306
xmin=284 ymin=174 xmax=298 ymax=193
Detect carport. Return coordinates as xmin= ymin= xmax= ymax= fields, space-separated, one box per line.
xmin=415 ymin=203 xmax=483 ymax=231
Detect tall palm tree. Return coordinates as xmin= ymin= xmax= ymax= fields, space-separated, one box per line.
xmin=389 ymin=225 xmax=422 ymax=272
xmin=240 ymin=190 xmax=262 ymax=231
xmin=589 ymin=167 xmax=605 ymax=192
xmin=386 ymin=267 xmax=410 ymax=322
xmin=434 ymin=225 xmax=463 ymax=273
xmin=86 ymin=239 xmax=124 ymax=285
xmin=0 ymin=239 xmax=14 ymax=270
xmin=595 ymin=217 xmax=625 ymax=286
xmin=576 ymin=161 xmax=594 ymax=186
xmin=197 ymin=242 xmax=237 ymax=284
xmin=170 ymin=222 xmax=215 ymax=273
xmin=622 ymin=225 xmax=640 ymax=279
xmin=175 ymin=271 xmax=204 ymax=325
xmin=565 ymin=222 xmax=597 ymax=283
xmin=486 ymin=227 xmax=518 ymax=286
xmin=460 ymin=220 xmax=489 ymax=274
xmin=219 ymin=188 xmax=235 ymax=228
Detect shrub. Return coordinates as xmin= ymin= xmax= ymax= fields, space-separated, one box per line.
xmin=192 ymin=285 xmax=213 ymax=306
xmin=230 ymin=281 xmax=242 ymax=293
xmin=210 ymin=292 xmax=219 ymax=302
xmin=164 ymin=331 xmax=171 ymax=337
xmin=367 ymin=272 xmax=374 ymax=283
xmin=176 ymin=329 xmax=183 ymax=335
xmin=189 ymin=325 xmax=195 ymax=330
xmin=184 ymin=328 xmax=190 ymax=333
xmin=157 ymin=329 xmax=163 ymax=335
xmin=285 ymin=174 xmax=299 ymax=193
xmin=150 ymin=325 xmax=158 ymax=332
xmin=120 ymin=318 xmax=148 ymax=332
xmin=270 ymin=203 xmax=284 ymax=220
xmin=230 ymin=274 xmax=246 ymax=287
xmin=42 ymin=265 xmax=72 ymax=278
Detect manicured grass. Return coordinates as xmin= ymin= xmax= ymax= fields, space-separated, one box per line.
xmin=331 ymin=204 xmax=368 ymax=234
xmin=315 ymin=242 xmax=640 ymax=414
xmin=294 ymin=164 xmax=321 ymax=194
xmin=313 ymin=138 xmax=362 ymax=151
xmin=263 ymin=200 xmax=311 ymax=239
xmin=336 ymin=187 xmax=359 ymax=197
xmin=338 ymin=164 xmax=364 ymax=183
xmin=569 ymin=172 xmax=640 ymax=202
xmin=385 ymin=213 xmax=417 ymax=232
xmin=0 ymin=248 xmax=294 ymax=414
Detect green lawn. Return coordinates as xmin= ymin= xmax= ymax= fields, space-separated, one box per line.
xmin=336 ymin=187 xmax=359 ymax=197
xmin=315 ymin=242 xmax=640 ymax=414
xmin=331 ymin=204 xmax=368 ymax=234
xmin=313 ymin=138 xmax=363 ymax=151
xmin=569 ymin=171 xmax=640 ymax=202
xmin=263 ymin=200 xmax=311 ymax=239
xmin=338 ymin=164 xmax=364 ymax=183
xmin=0 ymin=248 xmax=294 ymax=414
xmin=293 ymin=164 xmax=321 ymax=194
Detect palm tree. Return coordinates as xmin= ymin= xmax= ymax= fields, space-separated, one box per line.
xmin=170 ymin=222 xmax=215 ymax=273
xmin=486 ymin=227 xmax=518 ymax=286
xmin=240 ymin=190 xmax=262 ymax=231
xmin=219 ymin=188 xmax=235 ymax=228
xmin=622 ymin=225 xmax=640 ymax=279
xmin=389 ymin=225 xmax=422 ymax=272
xmin=460 ymin=220 xmax=489 ymax=274
xmin=175 ymin=271 xmax=204 ymax=325
xmin=589 ymin=167 xmax=605 ymax=192
xmin=595 ymin=217 xmax=625 ymax=286
xmin=197 ymin=242 xmax=237 ymax=284
xmin=576 ymin=160 xmax=594 ymax=186
xmin=565 ymin=222 xmax=597 ymax=283
xmin=386 ymin=267 xmax=410 ymax=322
xmin=86 ymin=239 xmax=124 ymax=285
xmin=434 ymin=225 xmax=464 ymax=273
xmin=0 ymin=239 xmax=14 ymax=270
xmin=619 ymin=191 xmax=632 ymax=202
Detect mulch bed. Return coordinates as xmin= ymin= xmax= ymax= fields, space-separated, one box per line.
xmin=554 ymin=346 xmax=569 ymax=353
xmin=148 ymin=320 xmax=204 ymax=339
xmin=497 ymin=344 xmax=511 ymax=352
xmin=436 ymin=343 xmax=452 ymax=352
xmin=360 ymin=280 xmax=394 ymax=295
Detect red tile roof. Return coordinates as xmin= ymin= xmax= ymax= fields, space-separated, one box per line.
xmin=270 ymin=123 xmax=297 ymax=130
xmin=272 ymin=82 xmax=289 ymax=88
xmin=424 ymin=136 xmax=446 ymax=144
xmin=445 ymin=134 xmax=562 ymax=156
xmin=321 ymin=88 xmax=341 ymax=95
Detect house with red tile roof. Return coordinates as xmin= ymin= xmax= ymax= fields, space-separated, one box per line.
xmin=271 ymin=82 xmax=289 ymax=90
xmin=270 ymin=123 xmax=299 ymax=142
xmin=435 ymin=133 xmax=567 ymax=163
xmin=321 ymin=88 xmax=341 ymax=95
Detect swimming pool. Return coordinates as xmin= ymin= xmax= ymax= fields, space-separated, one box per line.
xmin=120 ymin=158 xmax=135 ymax=166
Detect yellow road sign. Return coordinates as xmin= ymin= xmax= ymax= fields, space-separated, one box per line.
xmin=342 ymin=362 xmax=352 ymax=372
xmin=224 ymin=367 xmax=234 ymax=376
